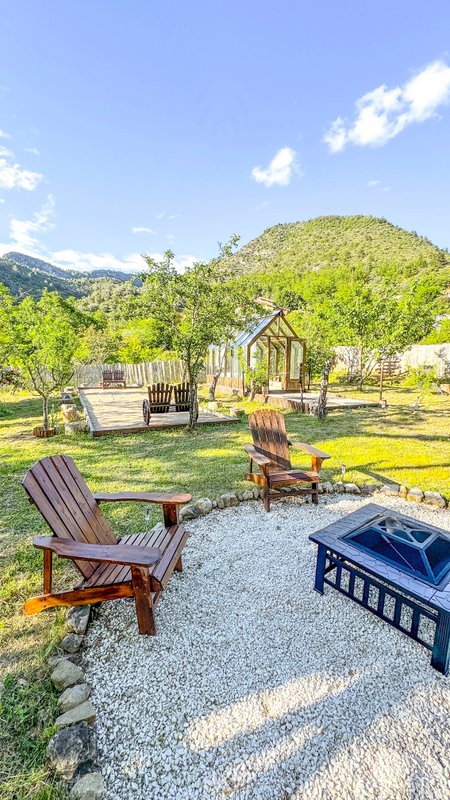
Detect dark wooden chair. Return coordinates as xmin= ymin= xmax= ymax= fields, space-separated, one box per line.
xmin=143 ymin=383 xmax=173 ymax=424
xmin=102 ymin=370 xmax=126 ymax=389
xmin=22 ymin=455 xmax=191 ymax=634
xmin=244 ymin=409 xmax=331 ymax=511
xmin=173 ymin=382 xmax=191 ymax=412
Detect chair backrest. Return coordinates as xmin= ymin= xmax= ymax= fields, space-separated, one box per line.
xmin=248 ymin=409 xmax=291 ymax=468
xmin=173 ymin=382 xmax=191 ymax=410
xmin=112 ymin=370 xmax=124 ymax=381
xmin=22 ymin=455 xmax=117 ymax=578
xmin=102 ymin=371 xmax=113 ymax=381
xmin=147 ymin=383 xmax=172 ymax=412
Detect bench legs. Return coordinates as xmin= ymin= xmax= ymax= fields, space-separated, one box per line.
xmin=131 ymin=566 xmax=156 ymax=635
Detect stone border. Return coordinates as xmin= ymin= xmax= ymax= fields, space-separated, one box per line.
xmin=179 ymin=482 xmax=448 ymax=521
xmin=46 ymin=606 xmax=104 ymax=799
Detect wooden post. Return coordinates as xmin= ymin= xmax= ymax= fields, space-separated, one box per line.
xmin=43 ymin=549 xmax=52 ymax=594
xmin=131 ymin=566 xmax=156 ymax=635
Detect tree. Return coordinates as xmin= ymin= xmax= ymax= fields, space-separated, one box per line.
xmin=140 ymin=245 xmax=255 ymax=429
xmin=0 ymin=283 xmax=15 ymax=365
xmin=10 ymin=291 xmax=89 ymax=429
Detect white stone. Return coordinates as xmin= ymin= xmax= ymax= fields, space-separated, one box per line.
xmin=70 ymin=772 xmax=104 ymax=800
xmin=55 ymin=700 xmax=96 ymax=728
xmin=65 ymin=421 xmax=86 ymax=435
xmin=58 ymin=683 xmax=91 ymax=713
xmin=344 ymin=483 xmax=361 ymax=494
xmin=423 ymin=491 xmax=447 ymax=508
xmin=407 ymin=487 xmax=424 ymax=503
xmin=51 ymin=659 xmax=84 ymax=691
xmin=194 ymin=498 xmax=213 ymax=515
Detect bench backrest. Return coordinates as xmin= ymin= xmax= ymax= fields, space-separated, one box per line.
xmin=23 ymin=455 xmax=117 ymax=578
xmin=248 ymin=409 xmax=291 ymax=468
xmin=173 ymin=382 xmax=191 ymax=411
xmin=147 ymin=383 xmax=172 ymax=412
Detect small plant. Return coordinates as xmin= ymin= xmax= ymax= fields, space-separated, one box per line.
xmin=402 ymin=365 xmax=438 ymax=403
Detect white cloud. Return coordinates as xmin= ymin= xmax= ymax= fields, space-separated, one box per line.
xmin=24 ymin=146 xmax=40 ymax=156
xmin=255 ymin=199 xmax=271 ymax=211
xmin=324 ymin=59 xmax=450 ymax=152
xmin=367 ymin=179 xmax=381 ymax=187
xmin=251 ymin=147 xmax=298 ymax=187
xmin=50 ymin=249 xmax=197 ymax=274
xmin=0 ymin=128 xmax=11 ymax=139
xmin=131 ymin=226 xmax=156 ymax=234
xmin=8 ymin=194 xmax=55 ymax=252
xmin=0 ymin=156 xmax=42 ymax=190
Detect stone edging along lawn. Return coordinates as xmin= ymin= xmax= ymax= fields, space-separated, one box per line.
xmin=45 ymin=479 xmax=447 ymax=798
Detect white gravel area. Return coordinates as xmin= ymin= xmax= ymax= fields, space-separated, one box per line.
xmin=83 ymin=496 xmax=450 ymax=800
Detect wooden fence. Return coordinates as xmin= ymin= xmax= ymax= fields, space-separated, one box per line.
xmin=74 ymin=360 xmax=188 ymax=387
xmin=335 ymin=344 xmax=450 ymax=379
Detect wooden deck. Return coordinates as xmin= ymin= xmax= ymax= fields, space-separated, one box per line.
xmin=258 ymin=391 xmax=379 ymax=412
xmin=79 ymin=388 xmax=238 ymax=437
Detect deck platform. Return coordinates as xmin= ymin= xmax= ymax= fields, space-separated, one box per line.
xmin=263 ymin=391 xmax=379 ymax=412
xmin=78 ymin=388 xmax=238 ymax=437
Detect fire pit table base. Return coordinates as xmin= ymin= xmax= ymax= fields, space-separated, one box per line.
xmin=310 ymin=504 xmax=450 ymax=675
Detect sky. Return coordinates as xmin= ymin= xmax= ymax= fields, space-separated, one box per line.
xmin=0 ymin=0 xmax=450 ymax=273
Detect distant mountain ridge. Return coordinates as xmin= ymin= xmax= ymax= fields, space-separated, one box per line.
xmin=0 ymin=251 xmax=142 ymax=299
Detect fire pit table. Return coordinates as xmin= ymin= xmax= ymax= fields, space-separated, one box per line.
xmin=310 ymin=503 xmax=450 ymax=674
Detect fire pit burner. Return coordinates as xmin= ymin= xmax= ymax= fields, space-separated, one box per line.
xmin=310 ymin=504 xmax=450 ymax=674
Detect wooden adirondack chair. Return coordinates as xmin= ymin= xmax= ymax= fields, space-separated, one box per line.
xmin=244 ymin=409 xmax=331 ymax=511
xmin=143 ymin=383 xmax=173 ymax=424
xmin=22 ymin=455 xmax=191 ymax=634
xmin=173 ymin=382 xmax=191 ymax=412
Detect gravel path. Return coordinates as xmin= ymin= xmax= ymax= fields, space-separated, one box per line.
xmin=83 ymin=496 xmax=450 ymax=800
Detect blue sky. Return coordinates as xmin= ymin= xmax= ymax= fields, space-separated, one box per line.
xmin=0 ymin=0 xmax=450 ymax=272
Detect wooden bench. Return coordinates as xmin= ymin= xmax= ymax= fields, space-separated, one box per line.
xmin=102 ymin=370 xmax=126 ymax=389
xmin=22 ymin=455 xmax=191 ymax=634
xmin=143 ymin=383 xmax=173 ymax=424
xmin=173 ymin=382 xmax=191 ymax=412
xmin=244 ymin=409 xmax=331 ymax=511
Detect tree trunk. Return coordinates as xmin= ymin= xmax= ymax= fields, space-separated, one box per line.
xmin=316 ymin=357 xmax=334 ymax=421
xmin=43 ymin=395 xmax=50 ymax=430
xmin=208 ymin=373 xmax=220 ymax=401
xmin=379 ymin=359 xmax=384 ymax=402
xmin=188 ymin=382 xmax=198 ymax=430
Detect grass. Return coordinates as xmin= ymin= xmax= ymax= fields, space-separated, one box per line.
xmin=0 ymin=382 xmax=449 ymax=799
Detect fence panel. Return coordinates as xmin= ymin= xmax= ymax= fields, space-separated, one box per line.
xmin=73 ymin=360 xmax=188 ymax=387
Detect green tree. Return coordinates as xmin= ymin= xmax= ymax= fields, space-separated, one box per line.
xmin=10 ymin=291 xmax=89 ymax=429
xmin=140 ymin=245 xmax=255 ymax=428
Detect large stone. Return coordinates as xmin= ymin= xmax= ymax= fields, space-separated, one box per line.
xmin=55 ymin=701 xmax=96 ymax=729
xmin=381 ymin=484 xmax=401 ymax=496
xmin=216 ymin=496 xmax=225 ymax=509
xmin=67 ymin=606 xmax=91 ymax=636
xmin=229 ymin=407 xmax=244 ymax=418
xmin=242 ymin=490 xmax=254 ymax=501
xmin=65 ymin=421 xmax=86 ymax=435
xmin=407 ymin=487 xmax=424 ymax=503
xmin=179 ymin=504 xmax=198 ymax=521
xmin=51 ymin=659 xmax=84 ymax=691
xmin=423 ymin=491 xmax=447 ymax=508
xmin=207 ymin=401 xmax=219 ymax=411
xmin=252 ymin=487 xmax=260 ymax=499
xmin=194 ymin=498 xmax=213 ymax=515
xmin=47 ymin=722 xmax=96 ymax=781
xmin=62 ymin=407 xmax=82 ymax=422
xmin=332 ymin=482 xmax=345 ymax=493
xmin=70 ymin=772 xmax=104 ymax=800
xmin=221 ymin=492 xmax=239 ymax=507
xmin=319 ymin=481 xmax=333 ymax=494
xmin=344 ymin=483 xmax=361 ymax=495
xmin=61 ymin=633 xmax=84 ymax=653
xmin=58 ymin=683 xmax=91 ymax=713
xmin=399 ymin=485 xmax=408 ymax=498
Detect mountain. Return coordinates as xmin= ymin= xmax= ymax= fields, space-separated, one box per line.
xmin=225 ymin=216 xmax=449 ymax=286
xmin=0 ymin=252 xmax=142 ymax=299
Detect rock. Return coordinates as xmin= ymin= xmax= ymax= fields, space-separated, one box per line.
xmin=216 ymin=497 xmax=225 ymax=509
xmin=67 ymin=606 xmax=91 ymax=636
xmin=47 ymin=722 xmax=96 ymax=781
xmin=211 ymin=499 xmax=217 ymax=508
xmin=381 ymin=484 xmax=401 ymax=496
xmin=423 ymin=491 xmax=447 ymax=508
xmin=48 ymin=654 xmax=65 ymax=669
xmin=207 ymin=401 xmax=219 ymax=411
xmin=58 ymin=683 xmax=91 ymax=713
xmin=360 ymin=484 xmax=378 ymax=495
xmin=55 ymin=700 xmax=96 ymax=729
xmin=51 ymin=659 xmax=84 ymax=691
xmin=237 ymin=492 xmax=244 ymax=501
xmin=61 ymin=633 xmax=84 ymax=653
xmin=65 ymin=421 xmax=86 ymax=435
xmin=252 ymin=487 xmax=260 ymax=499
xmin=319 ymin=482 xmax=333 ymax=494
xmin=229 ymin=407 xmax=244 ymax=418
xmin=242 ymin=490 xmax=254 ymax=501
xmin=399 ymin=485 xmax=408 ymax=498
xmin=344 ymin=483 xmax=361 ymax=494
xmin=63 ymin=408 xmax=81 ymax=422
xmin=193 ymin=498 xmax=213 ymax=515
xmin=179 ymin=504 xmax=198 ymax=521
xmin=332 ymin=482 xmax=345 ymax=493
xmin=407 ymin=487 xmax=424 ymax=503
xmin=221 ymin=492 xmax=239 ymax=507
xmin=70 ymin=772 xmax=104 ymax=800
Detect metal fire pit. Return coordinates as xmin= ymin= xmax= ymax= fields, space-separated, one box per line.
xmin=310 ymin=504 xmax=450 ymax=674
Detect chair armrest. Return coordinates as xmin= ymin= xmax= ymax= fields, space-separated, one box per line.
xmin=243 ymin=444 xmax=272 ymax=466
xmin=93 ymin=491 xmax=192 ymax=505
xmin=288 ymin=441 xmax=331 ymax=459
xmin=32 ymin=537 xmax=162 ymax=568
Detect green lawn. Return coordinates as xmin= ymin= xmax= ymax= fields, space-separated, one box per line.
xmin=0 ymin=383 xmax=449 ymax=799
